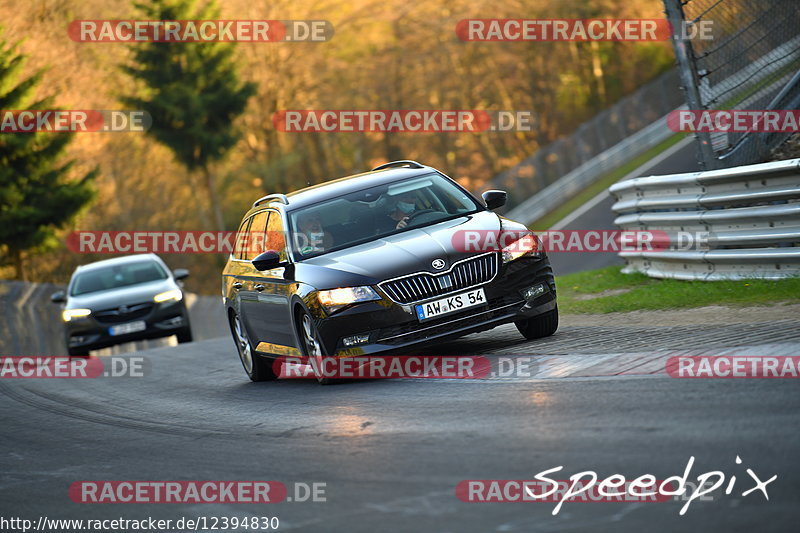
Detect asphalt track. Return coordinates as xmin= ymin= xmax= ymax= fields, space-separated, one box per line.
xmin=2 ymin=310 xmax=799 ymax=533
xmin=3 ymin=140 xmax=797 ymax=532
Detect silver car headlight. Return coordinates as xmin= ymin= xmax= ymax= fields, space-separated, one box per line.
xmin=62 ymin=308 xmax=91 ymax=322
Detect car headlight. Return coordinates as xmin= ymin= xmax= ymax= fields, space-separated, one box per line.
xmin=317 ymin=286 xmax=381 ymax=312
xmin=62 ymin=308 xmax=91 ymax=322
xmin=502 ymin=233 xmax=539 ymax=263
xmin=154 ymin=289 xmax=183 ymax=303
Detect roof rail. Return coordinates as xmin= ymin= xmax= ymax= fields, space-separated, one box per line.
xmin=371 ymin=160 xmax=426 ymax=171
xmin=253 ymin=193 xmax=289 ymax=208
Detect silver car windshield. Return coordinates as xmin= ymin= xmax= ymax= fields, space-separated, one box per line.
xmin=70 ymin=260 xmax=168 ymax=296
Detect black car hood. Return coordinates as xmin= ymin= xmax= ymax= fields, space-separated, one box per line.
xmin=293 ymin=210 xmax=507 ymax=289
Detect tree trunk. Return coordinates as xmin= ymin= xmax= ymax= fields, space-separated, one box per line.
xmin=202 ymin=166 xmax=225 ymax=232
xmin=12 ymin=248 xmax=26 ymax=281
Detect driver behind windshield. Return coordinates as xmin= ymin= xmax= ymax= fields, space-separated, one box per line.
xmin=379 ymin=192 xmax=418 ymax=232
xmin=296 ymin=211 xmax=333 ymax=255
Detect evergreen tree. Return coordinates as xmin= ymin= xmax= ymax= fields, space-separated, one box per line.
xmin=0 ymin=33 xmax=96 ymax=281
xmin=121 ymin=0 xmax=256 ymax=231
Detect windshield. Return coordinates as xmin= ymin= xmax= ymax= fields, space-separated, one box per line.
xmin=70 ymin=260 xmax=168 ymax=296
xmin=287 ymin=173 xmax=483 ymax=259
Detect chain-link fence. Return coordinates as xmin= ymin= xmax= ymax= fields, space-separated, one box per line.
xmin=665 ymin=0 xmax=800 ymax=169
xmin=486 ymin=69 xmax=684 ymax=213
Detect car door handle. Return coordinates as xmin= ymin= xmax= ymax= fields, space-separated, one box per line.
xmin=232 ymin=281 xmax=243 ymax=290
xmin=255 ymin=284 xmax=265 ymax=292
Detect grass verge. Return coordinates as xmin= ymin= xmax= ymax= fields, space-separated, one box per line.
xmin=556 ymin=265 xmax=800 ymax=314
xmin=531 ymin=133 xmax=689 ymax=230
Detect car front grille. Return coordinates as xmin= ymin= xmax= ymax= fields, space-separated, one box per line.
xmin=93 ymin=302 xmax=154 ymax=324
xmin=378 ymin=253 xmax=499 ymax=304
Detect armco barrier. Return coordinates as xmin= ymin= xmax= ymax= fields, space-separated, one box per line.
xmin=610 ymin=158 xmax=800 ymax=280
xmin=0 ymin=281 xmax=228 ymax=356
xmin=501 ymin=38 xmax=800 ymax=226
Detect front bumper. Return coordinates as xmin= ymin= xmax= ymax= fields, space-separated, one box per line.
xmin=315 ymin=253 xmax=556 ymax=357
xmin=64 ymin=300 xmax=190 ymax=351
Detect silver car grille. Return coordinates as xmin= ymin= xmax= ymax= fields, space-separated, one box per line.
xmin=378 ymin=253 xmax=498 ymax=304
xmin=94 ymin=302 xmax=154 ymax=324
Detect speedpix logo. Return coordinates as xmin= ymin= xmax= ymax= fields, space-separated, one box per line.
xmin=457 ymin=456 xmax=776 ymax=515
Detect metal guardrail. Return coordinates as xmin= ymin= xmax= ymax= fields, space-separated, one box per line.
xmin=491 ymin=69 xmax=685 ymax=219
xmin=501 ymin=35 xmax=800 ymax=227
xmin=610 ymin=158 xmax=800 ymax=280
xmin=505 ymin=111 xmax=681 ymax=225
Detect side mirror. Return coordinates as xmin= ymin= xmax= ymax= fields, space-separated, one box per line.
xmin=173 ymin=268 xmax=190 ymax=281
xmin=51 ymin=290 xmax=66 ymax=304
xmin=482 ymin=190 xmax=507 ymax=210
xmin=252 ymin=250 xmax=283 ymax=271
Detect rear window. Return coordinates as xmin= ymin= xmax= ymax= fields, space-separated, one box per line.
xmin=70 ymin=260 xmax=168 ymax=296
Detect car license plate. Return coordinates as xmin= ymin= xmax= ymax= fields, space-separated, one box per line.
xmin=415 ymin=288 xmax=486 ymax=321
xmin=108 ymin=320 xmax=146 ymax=336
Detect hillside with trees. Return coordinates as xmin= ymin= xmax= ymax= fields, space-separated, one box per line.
xmin=0 ymin=0 xmax=673 ymax=292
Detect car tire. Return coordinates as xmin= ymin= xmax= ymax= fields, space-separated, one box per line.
xmin=176 ymin=326 xmax=193 ymax=344
xmin=298 ymin=310 xmax=334 ymax=385
xmin=515 ymin=306 xmax=559 ymax=340
xmin=229 ymin=310 xmax=276 ymax=382
xmin=67 ymin=347 xmax=89 ymax=357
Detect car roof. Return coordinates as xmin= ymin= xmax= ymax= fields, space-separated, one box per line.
xmin=250 ymin=167 xmax=442 ymax=214
xmin=74 ymin=253 xmax=163 ymax=273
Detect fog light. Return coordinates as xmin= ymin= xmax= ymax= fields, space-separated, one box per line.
xmin=522 ymin=284 xmax=546 ymax=301
xmin=158 ymin=316 xmax=184 ymax=327
xmin=69 ymin=336 xmax=86 ymax=346
xmin=342 ymin=334 xmax=370 ymax=347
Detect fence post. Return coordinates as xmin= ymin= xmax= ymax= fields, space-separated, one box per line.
xmin=663 ymin=0 xmax=719 ymax=170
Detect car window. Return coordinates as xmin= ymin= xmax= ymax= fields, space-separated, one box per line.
xmin=234 ymin=216 xmax=253 ymax=260
xmin=244 ymin=210 xmax=269 ymax=261
xmin=265 ymin=211 xmax=288 ymax=262
xmin=288 ymin=173 xmax=482 ymax=259
xmin=70 ymin=260 xmax=168 ymax=296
